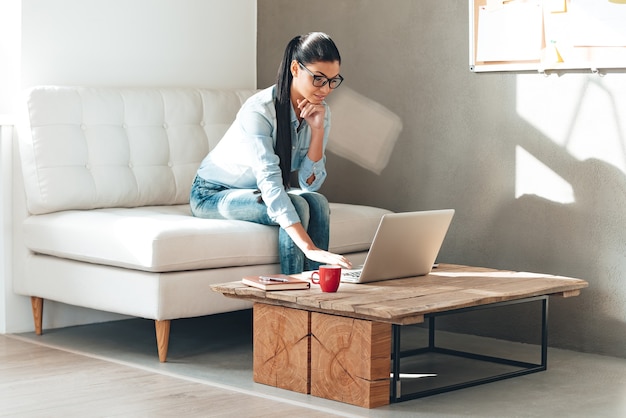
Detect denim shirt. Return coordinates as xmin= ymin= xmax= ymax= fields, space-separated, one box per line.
xmin=196 ymin=85 xmax=329 ymax=229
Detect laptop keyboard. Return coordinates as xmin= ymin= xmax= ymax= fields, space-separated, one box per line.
xmin=341 ymin=269 xmax=363 ymax=282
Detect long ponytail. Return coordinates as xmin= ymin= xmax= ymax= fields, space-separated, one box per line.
xmin=274 ymin=32 xmax=341 ymax=190
xmin=274 ymin=37 xmax=300 ymax=189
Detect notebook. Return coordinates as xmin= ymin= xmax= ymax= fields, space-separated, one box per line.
xmin=341 ymin=209 xmax=455 ymax=283
xmin=241 ymin=274 xmax=310 ymax=291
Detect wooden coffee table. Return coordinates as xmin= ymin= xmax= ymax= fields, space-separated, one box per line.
xmin=211 ymin=264 xmax=588 ymax=408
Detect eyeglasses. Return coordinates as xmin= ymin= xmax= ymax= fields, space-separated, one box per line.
xmin=298 ymin=62 xmax=344 ymax=89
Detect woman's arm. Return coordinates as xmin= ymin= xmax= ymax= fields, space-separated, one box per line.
xmin=297 ymin=98 xmax=327 ymax=186
xmin=305 ymin=127 xmax=324 ymax=185
xmin=284 ymin=222 xmax=352 ymax=269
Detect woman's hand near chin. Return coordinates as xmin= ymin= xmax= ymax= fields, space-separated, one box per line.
xmin=297 ymin=98 xmax=325 ymax=131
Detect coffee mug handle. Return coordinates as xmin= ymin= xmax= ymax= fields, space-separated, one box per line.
xmin=311 ymin=271 xmax=320 ymax=284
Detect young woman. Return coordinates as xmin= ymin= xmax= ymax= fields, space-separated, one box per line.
xmin=190 ymin=32 xmax=352 ymax=274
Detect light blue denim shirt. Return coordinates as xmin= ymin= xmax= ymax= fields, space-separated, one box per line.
xmin=196 ymin=85 xmax=329 ymax=229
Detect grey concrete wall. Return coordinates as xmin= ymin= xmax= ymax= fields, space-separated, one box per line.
xmin=257 ymin=0 xmax=626 ymax=358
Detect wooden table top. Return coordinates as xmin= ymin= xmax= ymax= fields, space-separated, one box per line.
xmin=211 ymin=264 xmax=589 ymax=325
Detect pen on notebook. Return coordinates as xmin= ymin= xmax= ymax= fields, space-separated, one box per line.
xmin=259 ymin=276 xmax=289 ymax=282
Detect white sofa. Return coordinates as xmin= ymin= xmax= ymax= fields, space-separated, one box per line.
xmin=14 ymin=86 xmax=391 ymax=362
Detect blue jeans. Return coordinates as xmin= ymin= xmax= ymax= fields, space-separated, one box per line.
xmin=189 ymin=175 xmax=330 ymax=274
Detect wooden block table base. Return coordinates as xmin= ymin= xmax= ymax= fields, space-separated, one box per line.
xmin=253 ymin=304 xmax=310 ymax=393
xmin=253 ymin=303 xmax=392 ymax=408
xmin=311 ymin=312 xmax=391 ymax=408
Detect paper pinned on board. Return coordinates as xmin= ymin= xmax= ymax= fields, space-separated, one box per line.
xmin=476 ymin=0 xmax=543 ymax=62
xmin=546 ymin=0 xmax=567 ymax=13
xmin=569 ymin=0 xmax=626 ymax=47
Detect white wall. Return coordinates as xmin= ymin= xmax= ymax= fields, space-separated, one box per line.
xmin=0 ymin=124 xmax=13 ymax=333
xmin=0 ymin=0 xmax=21 ymax=116
xmin=21 ymin=0 xmax=256 ymax=89
xmin=1 ymin=0 xmax=257 ymax=333
xmin=0 ymin=0 xmax=21 ymax=333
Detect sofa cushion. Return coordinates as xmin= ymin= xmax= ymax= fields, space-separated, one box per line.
xmin=18 ymin=87 xmax=257 ymax=215
xmin=23 ymin=203 xmax=392 ymax=272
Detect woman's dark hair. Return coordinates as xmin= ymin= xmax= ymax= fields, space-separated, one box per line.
xmin=274 ymin=32 xmax=341 ymax=189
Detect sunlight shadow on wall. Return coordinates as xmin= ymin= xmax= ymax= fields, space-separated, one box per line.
xmin=516 ymin=74 xmax=626 ymax=175
xmin=325 ymin=86 xmax=403 ymax=175
xmin=515 ymin=145 xmax=574 ymax=204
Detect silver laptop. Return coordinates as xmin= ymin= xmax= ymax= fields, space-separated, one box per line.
xmin=341 ymin=209 xmax=455 ymax=283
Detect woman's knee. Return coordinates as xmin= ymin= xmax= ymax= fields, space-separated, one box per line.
xmin=289 ymin=194 xmax=310 ymax=227
xmin=300 ymin=192 xmax=330 ymax=220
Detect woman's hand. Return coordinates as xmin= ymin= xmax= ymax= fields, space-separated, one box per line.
xmin=303 ymin=248 xmax=353 ymax=270
xmin=284 ymin=223 xmax=352 ymax=270
xmin=297 ymin=98 xmax=325 ymax=131
xmin=298 ymin=98 xmax=325 ymax=165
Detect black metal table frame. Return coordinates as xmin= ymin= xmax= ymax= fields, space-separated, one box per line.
xmin=390 ymin=295 xmax=549 ymax=402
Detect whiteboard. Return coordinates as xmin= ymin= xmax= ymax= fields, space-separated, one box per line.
xmin=470 ymin=0 xmax=626 ymax=73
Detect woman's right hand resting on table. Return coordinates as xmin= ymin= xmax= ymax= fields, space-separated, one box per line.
xmin=285 ymin=222 xmax=352 ymax=269
xmin=304 ymin=248 xmax=352 ymax=269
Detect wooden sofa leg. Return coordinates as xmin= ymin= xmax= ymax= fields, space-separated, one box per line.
xmin=31 ymin=297 xmax=44 ymax=335
xmin=155 ymin=320 xmax=171 ymax=363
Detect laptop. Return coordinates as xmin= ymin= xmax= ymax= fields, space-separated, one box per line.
xmin=341 ymin=209 xmax=455 ymax=283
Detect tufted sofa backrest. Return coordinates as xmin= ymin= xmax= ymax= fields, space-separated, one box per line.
xmin=18 ymin=86 xmax=256 ymax=215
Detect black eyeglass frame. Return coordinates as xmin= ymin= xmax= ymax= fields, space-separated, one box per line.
xmin=297 ymin=62 xmax=344 ymax=89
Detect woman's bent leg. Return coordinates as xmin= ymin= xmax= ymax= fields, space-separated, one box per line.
xmin=190 ymin=176 xmax=270 ymax=223
xmin=282 ymin=194 xmax=309 ymax=274
xmin=190 ymin=176 xmax=308 ymax=274
xmin=288 ymin=191 xmax=330 ymax=272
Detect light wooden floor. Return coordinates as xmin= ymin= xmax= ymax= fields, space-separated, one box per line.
xmin=6 ymin=314 xmax=626 ymax=418
xmin=0 ymin=335 xmax=341 ymax=418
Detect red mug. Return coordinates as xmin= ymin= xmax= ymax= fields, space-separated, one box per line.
xmin=311 ymin=265 xmax=342 ymax=292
